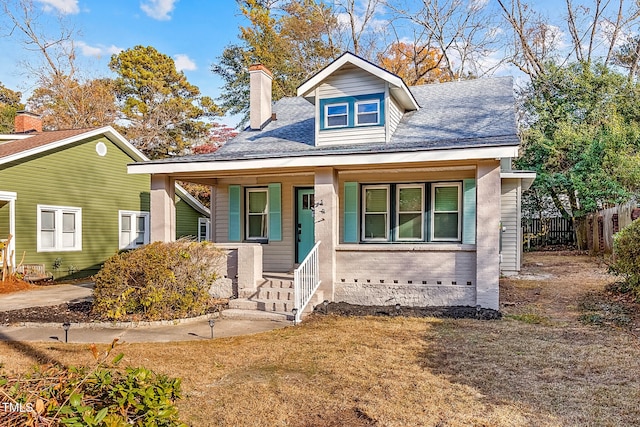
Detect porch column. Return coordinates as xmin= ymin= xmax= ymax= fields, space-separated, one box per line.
xmin=314 ymin=167 xmax=338 ymax=301
xmin=150 ymin=174 xmax=176 ymax=242
xmin=476 ymin=161 xmax=501 ymax=309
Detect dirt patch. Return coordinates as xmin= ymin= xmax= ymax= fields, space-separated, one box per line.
xmin=500 ymin=251 xmax=616 ymax=324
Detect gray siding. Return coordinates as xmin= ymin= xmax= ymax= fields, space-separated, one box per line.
xmin=316 ymin=67 xmax=387 ymax=146
xmin=214 ymin=175 xmax=313 ymax=272
xmin=388 ymin=95 xmax=404 ymax=139
xmin=500 ymin=179 xmax=520 ymax=274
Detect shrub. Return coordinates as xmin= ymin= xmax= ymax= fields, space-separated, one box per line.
xmin=0 ymin=342 xmax=186 ymax=427
xmin=93 ymin=240 xmax=225 ymax=321
xmin=609 ymin=218 xmax=640 ymax=299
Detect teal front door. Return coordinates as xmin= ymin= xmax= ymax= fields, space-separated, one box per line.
xmin=296 ymin=188 xmax=315 ymax=263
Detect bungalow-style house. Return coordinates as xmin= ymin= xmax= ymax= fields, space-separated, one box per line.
xmin=128 ymin=53 xmax=535 ymax=316
xmin=0 ymin=112 xmax=209 ymax=279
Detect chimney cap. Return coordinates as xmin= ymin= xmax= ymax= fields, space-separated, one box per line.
xmin=249 ymin=63 xmax=273 ymax=78
xmin=16 ymin=110 xmax=42 ymax=118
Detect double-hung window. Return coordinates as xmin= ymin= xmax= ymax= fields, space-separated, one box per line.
xmin=355 ymin=99 xmax=380 ymax=125
xmin=396 ymin=185 xmax=424 ymax=241
xmin=198 ymin=217 xmax=211 ymax=242
xmin=119 ymin=211 xmax=149 ymax=249
xmin=354 ymin=182 xmax=463 ymax=243
xmin=325 ymin=103 xmax=348 ymax=128
xmin=362 ymin=185 xmax=389 ymax=241
xmin=431 ymin=183 xmax=462 ymax=241
xmin=37 ymin=205 xmax=82 ymax=252
xmin=246 ymin=188 xmax=268 ymax=240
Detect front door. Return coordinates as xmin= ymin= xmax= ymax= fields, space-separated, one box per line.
xmin=296 ymin=188 xmax=315 ymax=263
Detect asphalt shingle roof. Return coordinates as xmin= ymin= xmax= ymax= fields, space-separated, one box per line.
xmin=142 ymin=76 xmax=520 ymax=165
xmin=0 ymin=128 xmax=96 ymax=159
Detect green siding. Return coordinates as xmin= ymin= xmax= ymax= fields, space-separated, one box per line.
xmin=175 ymin=195 xmax=201 ymax=239
xmin=0 ymin=135 xmax=201 ymax=278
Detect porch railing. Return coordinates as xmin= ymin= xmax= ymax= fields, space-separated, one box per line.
xmin=293 ymin=241 xmax=321 ymax=324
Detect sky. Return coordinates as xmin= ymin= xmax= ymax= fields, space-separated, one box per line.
xmin=0 ymin=0 xmax=244 ymax=124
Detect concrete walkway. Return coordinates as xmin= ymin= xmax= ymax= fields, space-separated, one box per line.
xmin=0 ymin=283 xmax=290 ymax=343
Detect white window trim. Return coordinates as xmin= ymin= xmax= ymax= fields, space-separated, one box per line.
xmin=246 ymin=188 xmax=269 ymax=240
xmin=355 ymin=99 xmax=380 ymax=126
xmin=119 ymin=210 xmax=150 ymax=250
xmin=430 ymin=182 xmax=462 ymax=242
xmin=198 ymin=217 xmax=211 ymax=242
xmin=361 ymin=184 xmax=390 ymax=242
xmin=324 ymin=102 xmax=349 ymax=129
xmin=395 ymin=184 xmax=425 ymax=241
xmin=37 ymin=205 xmax=82 ymax=252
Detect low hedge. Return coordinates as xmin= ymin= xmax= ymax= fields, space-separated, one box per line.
xmin=609 ymin=218 xmax=640 ymax=300
xmin=92 ymin=240 xmax=225 ymax=321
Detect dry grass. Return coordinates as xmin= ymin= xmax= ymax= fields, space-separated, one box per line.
xmin=1 ymin=252 xmax=639 ymax=426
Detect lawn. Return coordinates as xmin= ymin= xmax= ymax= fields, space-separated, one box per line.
xmin=1 ymin=252 xmax=639 ymax=426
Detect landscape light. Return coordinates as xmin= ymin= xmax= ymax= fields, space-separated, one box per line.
xmin=62 ymin=322 xmax=71 ymax=343
xmin=395 ymin=303 xmax=401 ymax=315
xmin=323 ymin=300 xmax=329 ymax=314
xmin=292 ymin=308 xmax=298 ymax=326
xmin=208 ymin=318 xmax=215 ymax=339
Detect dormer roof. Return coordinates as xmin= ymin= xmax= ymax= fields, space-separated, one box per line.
xmin=297 ymin=52 xmax=419 ymax=111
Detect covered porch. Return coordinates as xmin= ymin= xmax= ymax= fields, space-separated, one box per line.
xmin=134 ymin=156 xmax=503 ymax=312
xmin=0 ymin=191 xmax=17 ymax=272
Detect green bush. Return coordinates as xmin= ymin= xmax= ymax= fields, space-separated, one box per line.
xmin=0 ymin=344 xmax=186 ymax=427
xmin=93 ymin=240 xmax=225 ymax=321
xmin=609 ymin=218 xmax=640 ymax=299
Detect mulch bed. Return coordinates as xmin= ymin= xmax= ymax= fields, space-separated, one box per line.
xmin=315 ymin=302 xmax=502 ymax=320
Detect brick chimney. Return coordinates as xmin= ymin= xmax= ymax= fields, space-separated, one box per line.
xmin=249 ymin=64 xmax=273 ymax=130
xmin=15 ymin=111 xmax=43 ymax=133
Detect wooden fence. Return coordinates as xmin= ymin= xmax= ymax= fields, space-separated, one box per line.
xmin=522 ymin=217 xmax=575 ymax=249
xmin=523 ymin=202 xmax=640 ymax=253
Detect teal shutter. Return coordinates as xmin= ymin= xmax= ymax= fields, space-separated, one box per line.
xmin=268 ymin=183 xmax=282 ymax=241
xmin=228 ymin=185 xmax=241 ymax=242
xmin=344 ymin=182 xmax=358 ymax=242
xmin=463 ymin=179 xmax=476 ymax=244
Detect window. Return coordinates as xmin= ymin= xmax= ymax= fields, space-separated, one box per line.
xmin=362 ymin=185 xmax=389 ymax=241
xmin=119 ymin=211 xmax=149 ymax=249
xmin=320 ymin=94 xmax=385 ymax=130
xmin=350 ymin=182 xmax=463 ymax=243
xmin=325 ymin=103 xmax=348 ymax=128
xmin=432 ymin=183 xmax=461 ymax=241
xmin=246 ymin=188 xmax=268 ymax=240
xmin=396 ymin=185 xmax=424 ymax=241
xmin=198 ymin=217 xmax=210 ymax=242
xmin=37 ymin=205 xmax=82 ymax=252
xmin=355 ymin=99 xmax=380 ymax=125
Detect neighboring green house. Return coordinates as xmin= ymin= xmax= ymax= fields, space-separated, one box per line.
xmin=0 ymin=112 xmax=209 ymax=279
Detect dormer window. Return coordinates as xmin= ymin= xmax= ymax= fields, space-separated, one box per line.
xmin=356 ymin=100 xmax=380 ymax=126
xmin=326 ymin=103 xmax=348 ymax=128
xmin=319 ymin=93 xmax=385 ymax=130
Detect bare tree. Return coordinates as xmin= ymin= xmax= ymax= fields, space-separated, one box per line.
xmin=329 ymin=0 xmax=387 ymax=60
xmin=496 ymin=0 xmax=640 ymax=78
xmin=386 ymin=0 xmax=506 ymax=80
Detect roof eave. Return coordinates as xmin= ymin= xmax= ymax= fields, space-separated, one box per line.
xmin=297 ymin=52 xmax=419 ymax=111
xmin=129 ymin=144 xmax=520 ymax=175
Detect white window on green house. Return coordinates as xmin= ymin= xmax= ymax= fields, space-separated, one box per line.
xmin=247 ymin=188 xmax=268 ymax=240
xmin=355 ymin=99 xmax=380 ymax=125
xmin=396 ymin=185 xmax=424 ymax=241
xmin=198 ymin=217 xmax=210 ymax=242
xmin=362 ymin=185 xmax=389 ymax=241
xmin=119 ymin=211 xmax=149 ymax=249
xmin=432 ymin=183 xmax=461 ymax=241
xmin=325 ymin=103 xmax=348 ymax=128
xmin=37 ymin=205 xmax=82 ymax=252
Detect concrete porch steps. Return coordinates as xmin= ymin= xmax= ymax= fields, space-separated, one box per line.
xmin=222 ymin=276 xmax=323 ymax=321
